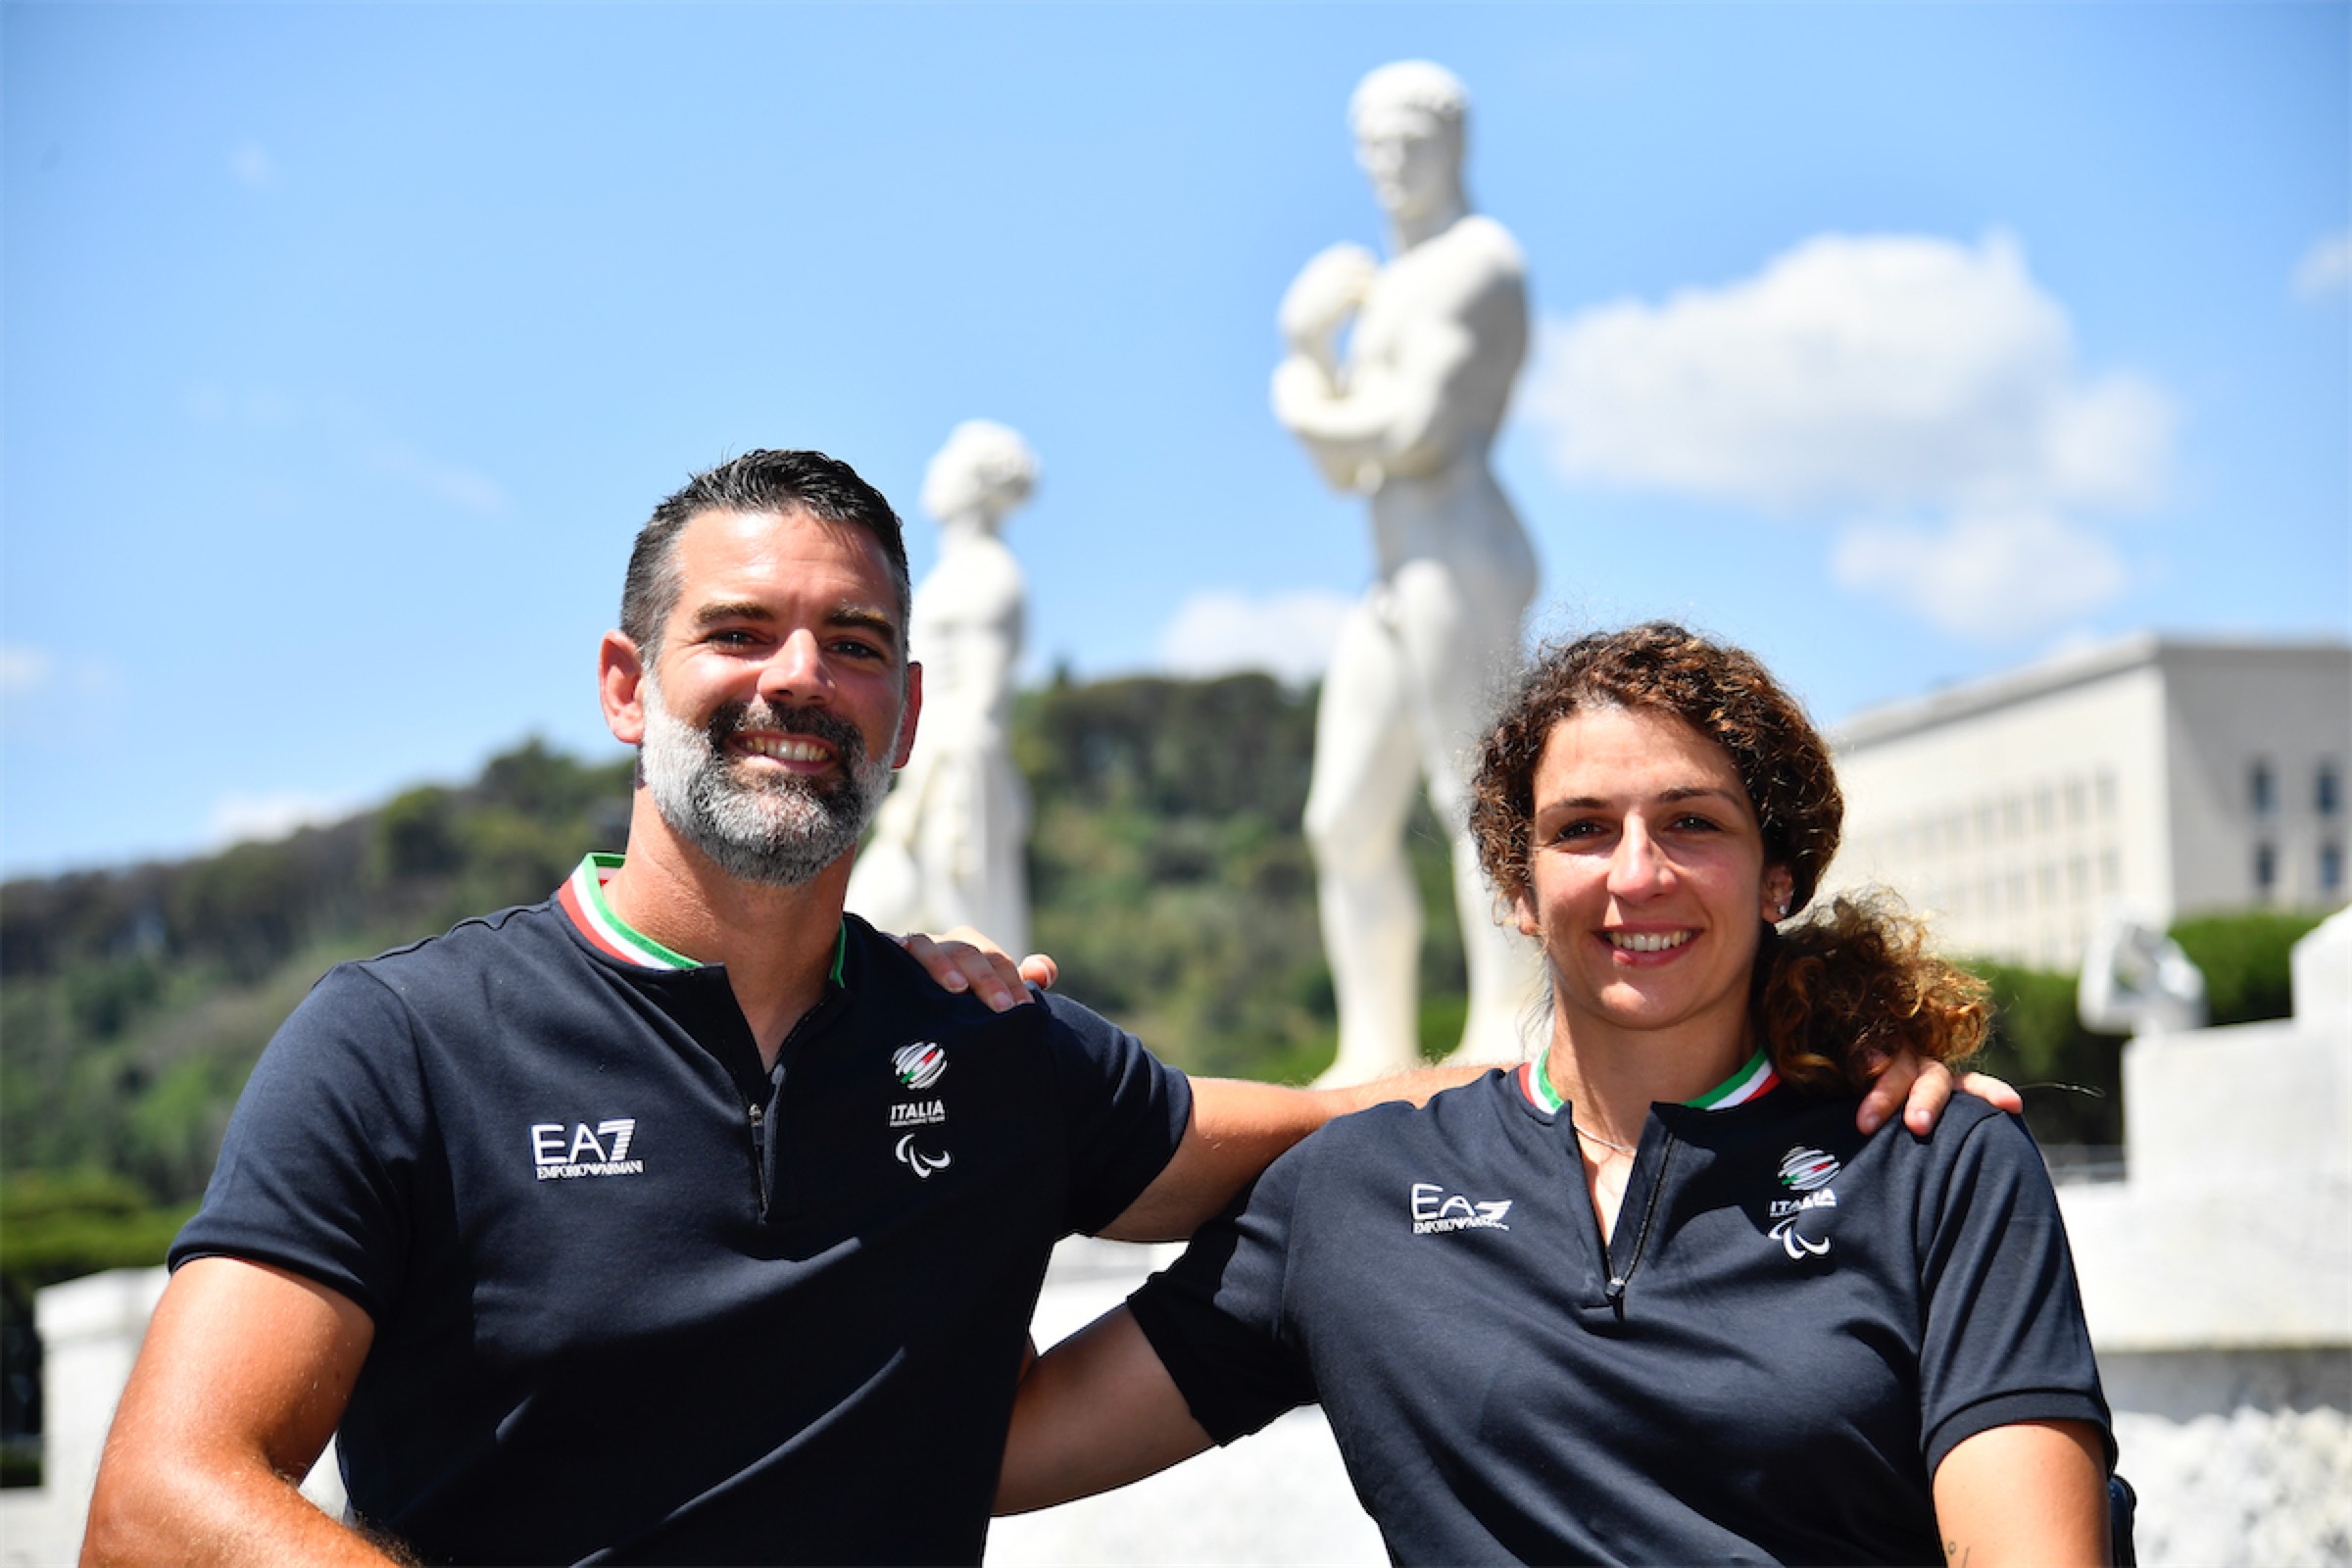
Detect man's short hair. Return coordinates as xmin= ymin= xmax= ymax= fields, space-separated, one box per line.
xmin=621 ymin=449 xmax=913 ymax=665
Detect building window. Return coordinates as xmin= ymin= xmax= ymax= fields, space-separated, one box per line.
xmin=2255 ymin=842 xmax=2278 ymax=898
xmin=2252 ymin=760 xmax=2277 ymax=816
xmin=2095 ymin=769 xmax=2118 ymax=819
xmin=2064 ymin=777 xmax=2086 ymax=826
xmin=2321 ymin=762 xmax=2341 ymax=817
xmin=2323 ymin=843 xmax=2344 ymax=897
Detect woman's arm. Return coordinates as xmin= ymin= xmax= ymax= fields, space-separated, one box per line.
xmin=1933 ymin=1419 xmax=2111 ymax=1567
xmin=995 ymin=1306 xmax=1215 ymax=1514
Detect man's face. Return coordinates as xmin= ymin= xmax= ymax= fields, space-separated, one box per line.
xmin=614 ymin=507 xmax=918 ymax=887
xmin=1353 ymin=107 xmax=1454 ymax=223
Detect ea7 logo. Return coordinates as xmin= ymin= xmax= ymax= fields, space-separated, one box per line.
xmin=1409 ymin=1182 xmax=1514 ymax=1234
xmin=531 ymin=1119 xmax=645 ymax=1180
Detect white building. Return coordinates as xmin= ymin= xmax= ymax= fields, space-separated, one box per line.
xmin=1825 ymin=634 xmax=2350 ymax=968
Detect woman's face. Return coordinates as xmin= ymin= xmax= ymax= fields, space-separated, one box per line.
xmin=1512 ymin=705 xmax=1793 ymax=1056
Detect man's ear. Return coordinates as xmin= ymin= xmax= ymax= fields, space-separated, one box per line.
xmin=891 ymin=662 xmax=924 ymax=769
xmin=600 ymin=632 xmax=648 ymax=747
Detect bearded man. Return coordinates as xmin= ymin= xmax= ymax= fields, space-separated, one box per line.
xmin=79 ymin=451 xmax=1474 ymax=1566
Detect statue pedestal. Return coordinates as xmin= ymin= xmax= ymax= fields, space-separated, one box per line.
xmin=2056 ymin=911 xmax=2351 ymax=1562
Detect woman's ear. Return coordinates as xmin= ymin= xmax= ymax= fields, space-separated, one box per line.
xmin=1512 ymin=888 xmax=1541 ymax=938
xmin=1762 ymin=865 xmax=1796 ymax=923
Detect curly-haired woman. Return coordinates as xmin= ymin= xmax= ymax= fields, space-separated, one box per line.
xmin=998 ymin=622 xmax=2115 ymax=1565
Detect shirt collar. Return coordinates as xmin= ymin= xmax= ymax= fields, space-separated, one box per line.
xmin=1519 ymin=1048 xmax=1781 ymax=1113
xmin=555 ymin=853 xmax=849 ymax=984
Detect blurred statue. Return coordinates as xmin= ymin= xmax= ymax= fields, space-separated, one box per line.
xmin=848 ymin=421 xmax=1035 ymax=955
xmin=1275 ymin=61 xmax=1544 ymax=1084
xmin=2079 ymin=913 xmax=2209 ymax=1035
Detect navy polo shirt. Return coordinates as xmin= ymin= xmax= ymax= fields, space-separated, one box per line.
xmin=174 ymin=856 xmax=1192 ymax=1565
xmin=1130 ymin=1059 xmax=2110 ymax=1565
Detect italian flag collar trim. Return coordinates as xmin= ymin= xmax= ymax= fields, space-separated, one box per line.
xmin=1519 ymin=1048 xmax=1780 ymax=1114
xmin=556 ymin=853 xmax=848 ymax=984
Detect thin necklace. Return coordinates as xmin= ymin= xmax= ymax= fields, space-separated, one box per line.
xmin=1575 ymin=1124 xmax=1637 ymax=1156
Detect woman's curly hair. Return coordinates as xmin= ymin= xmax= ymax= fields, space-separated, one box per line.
xmin=1467 ymin=622 xmax=1987 ymax=1091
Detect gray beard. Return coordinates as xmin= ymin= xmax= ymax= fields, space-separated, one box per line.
xmin=639 ymin=679 xmax=898 ymax=888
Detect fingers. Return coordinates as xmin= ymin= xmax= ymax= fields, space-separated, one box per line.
xmin=1857 ymin=1054 xmax=2023 ymax=1136
xmin=1017 ymin=953 xmax=1059 ymax=992
xmin=1852 ymin=1048 xmax=1950 ymax=1137
xmin=1955 ymin=1069 xmax=2025 ymax=1114
xmin=900 ymin=928 xmax=1042 ymax=1013
xmin=1899 ymin=1058 xmax=1958 ymax=1136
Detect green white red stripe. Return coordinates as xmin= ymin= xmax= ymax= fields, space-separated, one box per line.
xmin=558 ymin=854 xmax=698 ymax=970
xmin=555 ymin=853 xmax=852 ymax=984
xmin=1687 ymin=1048 xmax=1779 ymax=1108
xmin=1520 ymin=1048 xmax=1780 ymax=1113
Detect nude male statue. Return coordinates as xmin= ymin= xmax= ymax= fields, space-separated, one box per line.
xmin=847 ymin=420 xmax=1037 ymax=956
xmin=1275 ymin=61 xmax=1544 ymax=1083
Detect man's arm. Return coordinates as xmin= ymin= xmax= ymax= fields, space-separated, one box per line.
xmin=82 ymin=1258 xmax=394 ymax=1567
xmin=1103 ymin=1050 xmax=2008 ymax=1245
xmin=996 ymin=1306 xmax=1209 ymax=1515
xmin=1098 ymin=1065 xmax=1483 ymax=1243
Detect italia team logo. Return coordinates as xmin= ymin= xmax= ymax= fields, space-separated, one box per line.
xmin=1777 ymin=1147 xmax=1840 ymax=1192
xmin=892 ymin=1041 xmax=948 ymax=1091
xmin=1767 ymin=1146 xmax=1841 ymax=1260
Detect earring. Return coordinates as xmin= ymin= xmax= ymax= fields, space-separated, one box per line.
xmin=1776 ymin=899 xmax=1791 ymax=920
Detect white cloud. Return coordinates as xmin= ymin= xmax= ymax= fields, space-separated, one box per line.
xmin=1523 ymin=231 xmax=2174 ymax=516
xmin=1156 ymin=588 xmax=1354 ymax=685
xmin=206 ymin=792 xmax=351 ymax=849
xmin=0 ymin=644 xmax=52 ymax=696
xmin=2293 ymin=230 xmax=2352 ymax=301
xmin=230 ymin=139 xmax=276 ymax=189
xmin=1518 ymin=231 xmax=2178 ymax=643
xmin=1831 ymin=509 xmax=2128 ymax=641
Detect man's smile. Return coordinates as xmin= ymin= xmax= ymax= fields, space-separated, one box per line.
xmin=731 ymin=732 xmax=837 ymax=766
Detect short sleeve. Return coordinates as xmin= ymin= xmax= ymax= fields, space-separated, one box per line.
xmin=1038 ymin=994 xmax=1193 ymax=1238
xmin=1916 ymin=1111 xmax=2115 ymax=1473
xmin=1127 ymin=1143 xmax=1318 ymax=1443
xmin=170 ymin=963 xmax=432 ymax=1325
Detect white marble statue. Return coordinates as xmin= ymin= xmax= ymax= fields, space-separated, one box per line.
xmin=847 ymin=420 xmax=1035 ymax=955
xmin=2078 ymin=912 xmax=2209 ymax=1035
xmin=1276 ymin=61 xmax=1545 ymax=1083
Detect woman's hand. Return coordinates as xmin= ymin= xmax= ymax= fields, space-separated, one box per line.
xmin=898 ymin=927 xmax=1058 ymax=1012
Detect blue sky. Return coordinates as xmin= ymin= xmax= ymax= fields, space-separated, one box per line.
xmin=5 ymin=2 xmax=2346 ymax=880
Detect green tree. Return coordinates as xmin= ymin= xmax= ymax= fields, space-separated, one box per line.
xmin=2169 ymin=908 xmax=2328 ymax=1025
xmin=1964 ymin=960 xmax=2127 ymax=1149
